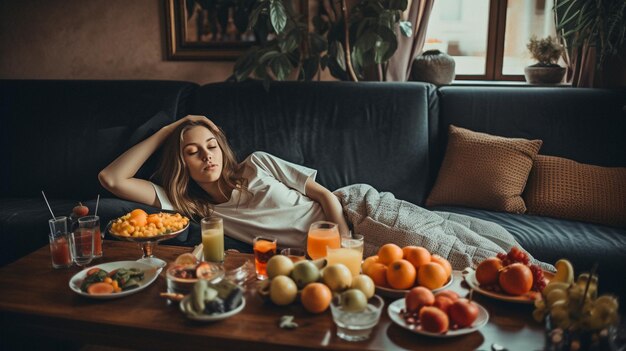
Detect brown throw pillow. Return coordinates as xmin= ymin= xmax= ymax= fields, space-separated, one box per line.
xmin=426 ymin=125 xmax=542 ymax=213
xmin=524 ymin=155 xmax=626 ymax=228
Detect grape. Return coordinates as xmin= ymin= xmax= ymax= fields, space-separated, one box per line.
xmin=530 ymin=264 xmax=546 ymax=291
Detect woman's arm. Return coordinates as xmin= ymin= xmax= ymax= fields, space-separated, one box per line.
xmin=98 ymin=115 xmax=215 ymax=207
xmin=305 ymin=178 xmax=350 ymax=237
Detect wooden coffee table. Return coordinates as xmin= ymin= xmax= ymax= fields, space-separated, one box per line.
xmin=0 ymin=241 xmax=545 ymax=350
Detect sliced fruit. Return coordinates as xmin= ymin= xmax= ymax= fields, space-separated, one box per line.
xmin=175 ymin=253 xmax=199 ymax=266
xmin=552 ymin=259 xmax=574 ymax=284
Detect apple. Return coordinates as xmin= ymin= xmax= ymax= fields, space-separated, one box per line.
xmin=72 ymin=202 xmax=89 ymax=217
xmin=405 ymin=286 xmax=434 ymax=314
xmin=419 ymin=306 xmax=449 ymax=333
xmin=433 ymin=295 xmax=455 ymax=314
xmin=435 ymin=290 xmax=459 ymax=302
xmin=448 ymin=298 xmax=479 ymax=328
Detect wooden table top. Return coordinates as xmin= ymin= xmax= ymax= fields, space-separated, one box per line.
xmin=0 ymin=240 xmax=545 ymax=350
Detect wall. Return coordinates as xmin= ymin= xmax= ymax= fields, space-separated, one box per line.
xmin=0 ymin=0 xmax=233 ymax=84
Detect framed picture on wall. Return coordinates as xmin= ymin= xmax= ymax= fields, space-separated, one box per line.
xmin=165 ymin=0 xmax=258 ymax=60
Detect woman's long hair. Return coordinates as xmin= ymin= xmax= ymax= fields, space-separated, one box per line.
xmin=153 ymin=119 xmax=245 ymax=220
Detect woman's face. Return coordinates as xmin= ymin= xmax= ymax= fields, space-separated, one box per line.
xmin=181 ymin=125 xmax=223 ymax=185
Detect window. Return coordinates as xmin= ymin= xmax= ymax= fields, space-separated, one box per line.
xmin=423 ymin=0 xmax=560 ymax=81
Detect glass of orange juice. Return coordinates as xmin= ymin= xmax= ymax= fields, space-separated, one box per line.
xmin=253 ymin=236 xmax=277 ymax=280
xmin=306 ymin=221 xmax=340 ymax=260
xmin=327 ymin=234 xmax=364 ymax=276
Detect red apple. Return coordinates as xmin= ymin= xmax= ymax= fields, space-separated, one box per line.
xmin=433 ymin=295 xmax=454 ymax=314
xmin=435 ymin=290 xmax=460 ymax=302
xmin=448 ymin=298 xmax=479 ymax=328
xmin=419 ymin=306 xmax=449 ymax=333
xmin=405 ymin=286 xmax=435 ymax=314
xmin=73 ymin=202 xmax=89 ymax=217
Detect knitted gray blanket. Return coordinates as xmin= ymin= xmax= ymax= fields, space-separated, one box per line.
xmin=334 ymin=184 xmax=553 ymax=272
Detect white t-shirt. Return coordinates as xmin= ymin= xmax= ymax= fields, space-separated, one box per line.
xmin=152 ymin=151 xmax=327 ymax=248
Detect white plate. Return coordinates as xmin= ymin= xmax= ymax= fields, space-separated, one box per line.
xmin=375 ymin=275 xmax=454 ymax=299
xmin=463 ymin=268 xmax=543 ymax=304
xmin=179 ymin=295 xmax=245 ymax=322
xmin=69 ymin=261 xmax=161 ymax=299
xmin=387 ymin=298 xmax=489 ymax=338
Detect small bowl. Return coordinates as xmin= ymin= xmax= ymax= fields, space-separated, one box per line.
xmin=165 ymin=263 xmax=224 ymax=295
xmin=330 ymin=294 xmax=384 ymax=342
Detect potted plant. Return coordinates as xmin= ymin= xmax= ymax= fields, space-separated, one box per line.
xmin=524 ymin=35 xmax=566 ymax=84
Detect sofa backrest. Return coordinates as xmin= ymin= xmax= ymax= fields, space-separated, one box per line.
xmin=436 ymin=86 xmax=626 ymax=169
xmin=190 ymin=81 xmax=438 ymax=205
xmin=0 ymin=80 xmax=198 ymax=199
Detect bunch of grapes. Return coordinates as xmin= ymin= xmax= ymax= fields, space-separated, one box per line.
xmin=497 ymin=247 xmax=545 ymax=292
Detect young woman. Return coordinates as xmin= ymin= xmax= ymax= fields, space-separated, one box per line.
xmin=100 ymin=115 xmax=550 ymax=270
xmin=99 ymin=115 xmax=349 ymax=249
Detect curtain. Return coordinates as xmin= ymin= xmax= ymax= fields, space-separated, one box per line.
xmin=385 ymin=0 xmax=435 ymax=81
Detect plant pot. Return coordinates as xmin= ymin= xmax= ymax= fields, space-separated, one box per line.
xmin=411 ymin=50 xmax=456 ymax=85
xmin=524 ymin=65 xmax=566 ymax=84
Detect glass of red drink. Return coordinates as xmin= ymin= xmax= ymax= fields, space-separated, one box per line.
xmin=253 ymin=236 xmax=277 ymax=280
xmin=48 ymin=216 xmax=72 ymax=269
xmin=78 ymin=215 xmax=102 ymax=258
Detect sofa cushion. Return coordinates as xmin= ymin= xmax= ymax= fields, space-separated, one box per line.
xmin=430 ymin=205 xmax=626 ymax=297
xmin=189 ymin=80 xmax=439 ymax=205
xmin=524 ymin=155 xmax=626 ymax=228
xmin=426 ymin=125 xmax=542 ymax=213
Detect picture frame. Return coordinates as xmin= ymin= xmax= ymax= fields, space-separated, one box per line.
xmin=165 ymin=0 xmax=257 ymax=60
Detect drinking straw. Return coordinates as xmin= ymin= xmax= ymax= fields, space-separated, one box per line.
xmin=41 ymin=190 xmax=56 ymax=219
xmin=94 ymin=194 xmax=100 ymax=216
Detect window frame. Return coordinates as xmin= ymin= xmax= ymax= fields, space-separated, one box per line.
xmin=454 ymin=0 xmax=526 ymax=81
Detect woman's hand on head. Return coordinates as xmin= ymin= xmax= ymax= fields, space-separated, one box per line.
xmin=177 ymin=115 xmax=218 ymax=130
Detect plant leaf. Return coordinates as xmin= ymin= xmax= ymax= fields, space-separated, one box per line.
xmin=309 ymin=32 xmax=328 ymax=54
xmin=233 ymin=46 xmax=260 ymax=81
xmin=399 ymin=21 xmax=412 ymax=37
xmin=270 ymin=0 xmax=287 ymax=34
xmin=301 ymin=56 xmax=320 ymax=81
xmin=389 ymin=0 xmax=408 ymax=11
xmin=270 ymin=55 xmax=292 ymax=80
xmin=249 ymin=2 xmax=266 ymax=30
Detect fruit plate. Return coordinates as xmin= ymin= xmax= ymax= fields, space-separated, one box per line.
xmin=375 ymin=275 xmax=454 ymax=299
xmin=106 ymin=220 xmax=189 ymax=243
xmin=463 ymin=268 xmax=551 ymax=303
xmin=179 ymin=295 xmax=246 ymax=322
xmin=69 ymin=261 xmax=161 ymax=299
xmin=387 ymin=298 xmax=489 ymax=338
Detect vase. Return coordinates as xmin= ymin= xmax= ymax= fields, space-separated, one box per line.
xmin=524 ymin=65 xmax=566 ymax=84
xmin=411 ymin=50 xmax=456 ymax=85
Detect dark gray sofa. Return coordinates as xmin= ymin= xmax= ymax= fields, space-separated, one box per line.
xmin=1 ymin=79 xmax=624 ymax=299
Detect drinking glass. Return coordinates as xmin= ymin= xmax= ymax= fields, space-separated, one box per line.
xmin=306 ymin=221 xmax=340 ymax=260
xmin=78 ymin=215 xmax=102 ymax=258
xmin=280 ymin=248 xmax=306 ymax=263
xmin=201 ymin=217 xmax=224 ymax=263
xmin=48 ymin=217 xmax=72 ymax=269
xmin=327 ymin=233 xmax=364 ymax=276
xmin=253 ymin=236 xmax=277 ymax=280
xmin=70 ymin=229 xmax=94 ymax=267
xmin=330 ymin=294 xmax=384 ymax=342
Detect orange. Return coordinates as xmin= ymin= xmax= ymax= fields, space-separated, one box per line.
xmin=361 ymin=255 xmax=379 ymax=275
xmin=147 ymin=213 xmax=161 ymax=225
xmin=403 ymin=246 xmax=431 ymax=269
xmin=129 ymin=209 xmax=148 ymax=227
xmin=431 ymin=254 xmax=452 ymax=278
xmin=475 ymin=257 xmax=503 ymax=286
xmin=300 ymin=282 xmax=332 ymax=314
xmin=367 ymin=263 xmax=389 ymax=287
xmin=386 ymin=259 xmax=417 ymax=290
xmin=417 ymin=262 xmax=448 ymax=290
xmin=378 ymin=243 xmax=403 ymax=265
xmin=498 ymin=263 xmax=533 ymax=296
